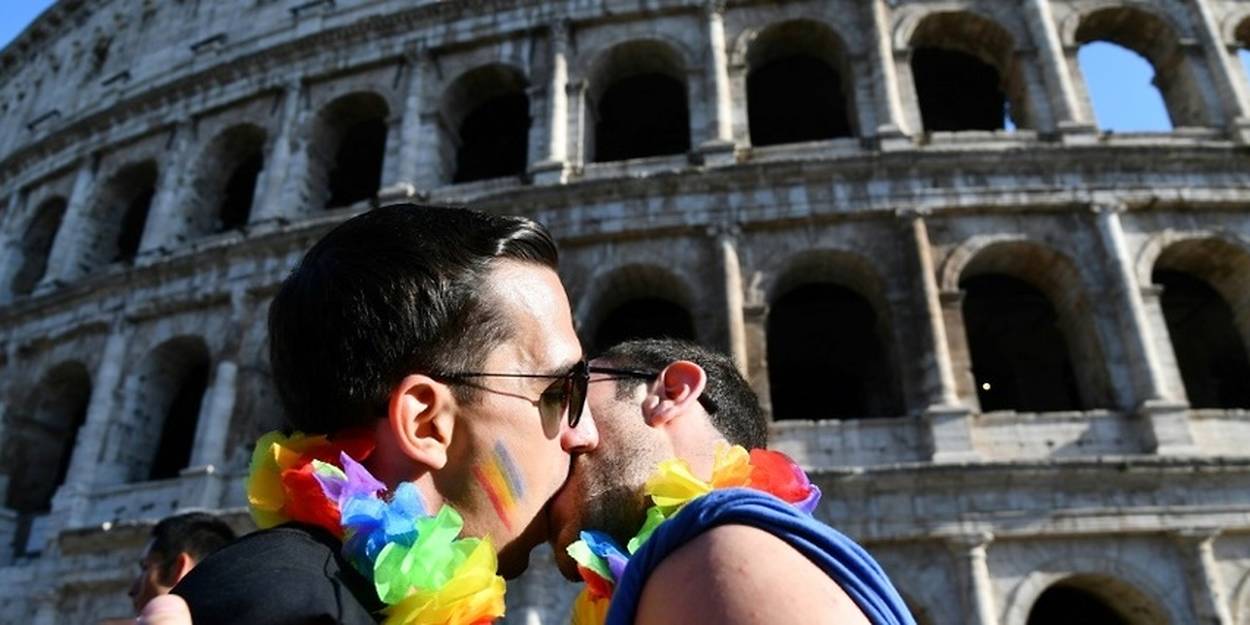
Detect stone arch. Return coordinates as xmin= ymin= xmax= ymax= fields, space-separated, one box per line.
xmin=0 ymin=361 xmax=91 ymax=513
xmin=9 ymin=195 xmax=67 ymax=295
xmin=1072 ymin=6 xmax=1211 ymax=128
xmin=742 ymin=18 xmax=857 ymax=144
xmin=308 ymin=91 xmax=389 ymax=209
xmin=1149 ymin=236 xmax=1250 ymax=409
xmin=765 ymin=249 xmax=903 ymax=420
xmin=83 ymin=160 xmax=158 ymax=270
xmin=1004 ymin=558 xmax=1180 ymax=625
xmin=185 ymin=123 xmax=267 ymax=236
xmin=906 ymin=10 xmax=1032 ymax=131
xmin=122 ymin=336 xmax=211 ymax=482
xmin=440 ymin=63 xmax=531 ymax=183
xmin=585 ymin=39 xmax=691 ymax=162
xmin=1232 ymin=568 xmax=1250 ymax=625
xmin=952 ymin=239 xmax=1113 ymax=412
xmin=580 ymin=264 xmax=698 ymax=354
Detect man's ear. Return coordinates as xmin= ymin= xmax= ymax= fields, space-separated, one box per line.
xmin=388 ymin=374 xmax=456 ymax=471
xmin=643 ymin=361 xmax=707 ymax=428
xmin=166 ymin=552 xmax=196 ymax=586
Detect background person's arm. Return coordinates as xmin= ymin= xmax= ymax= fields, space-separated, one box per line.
xmin=635 ymin=524 xmax=871 ymax=625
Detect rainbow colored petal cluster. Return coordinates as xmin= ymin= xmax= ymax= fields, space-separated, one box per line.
xmin=567 ymin=444 xmax=820 ymax=625
xmin=246 ymin=431 xmax=505 ymax=625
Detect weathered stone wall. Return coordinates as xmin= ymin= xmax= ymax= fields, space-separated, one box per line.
xmin=2 ymin=0 xmax=1250 ymax=623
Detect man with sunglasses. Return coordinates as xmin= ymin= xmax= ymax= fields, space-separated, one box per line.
xmin=172 ymin=204 xmax=600 ymax=624
xmin=549 ymin=338 xmax=914 ymax=625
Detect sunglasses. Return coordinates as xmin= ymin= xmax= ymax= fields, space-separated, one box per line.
xmin=432 ymin=360 xmax=593 ymax=434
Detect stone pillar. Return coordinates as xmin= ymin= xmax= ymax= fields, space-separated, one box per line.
xmin=946 ymin=533 xmax=999 ymax=625
xmin=1173 ymin=529 xmax=1234 ymax=625
xmin=700 ymin=0 xmax=736 ymax=165
xmin=253 ymin=81 xmax=307 ymax=223
xmin=1022 ymin=0 xmax=1092 ymax=132
xmin=54 ymin=328 xmax=128 ymax=524
xmin=0 ymin=192 xmax=24 ymax=300
xmin=383 ymin=45 xmax=432 ymax=198
xmin=1189 ymin=0 xmax=1250 ymax=143
xmin=870 ymin=0 xmax=911 ymax=141
xmin=187 ymin=360 xmax=237 ymax=471
xmin=1093 ymin=203 xmax=1195 ymax=454
xmin=531 ymin=23 xmax=571 ymax=185
xmin=567 ymin=79 xmax=589 ymax=168
xmin=713 ymin=225 xmax=748 ymax=375
xmin=907 ymin=213 xmax=978 ymax=462
xmin=743 ymin=302 xmax=772 ymax=418
xmin=138 ymin=122 xmax=194 ymax=256
xmin=39 ymin=157 xmax=97 ymax=288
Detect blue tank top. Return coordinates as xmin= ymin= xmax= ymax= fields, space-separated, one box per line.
xmin=605 ymin=489 xmax=915 ymax=625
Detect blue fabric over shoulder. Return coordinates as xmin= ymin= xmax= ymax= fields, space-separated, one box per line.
xmin=605 ymin=488 xmax=916 ymax=625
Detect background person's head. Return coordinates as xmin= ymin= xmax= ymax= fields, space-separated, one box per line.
xmin=547 ymin=338 xmax=767 ymax=578
xmin=129 ymin=512 xmax=235 ymax=613
xmin=267 ymin=204 xmax=598 ymax=577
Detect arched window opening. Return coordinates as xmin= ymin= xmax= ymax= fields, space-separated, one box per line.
xmin=1026 ymin=575 xmax=1168 ymax=625
xmin=1027 ymin=585 xmax=1131 ymax=625
xmin=128 ymin=338 xmax=211 ymax=482
xmin=1075 ymin=8 xmax=1206 ymax=129
xmin=962 ymin=275 xmax=1082 ymax=412
xmin=910 ymin=13 xmax=1024 ymax=132
xmin=444 ymin=65 xmax=531 ymax=183
xmin=10 ymin=197 xmax=66 ymax=295
xmin=746 ymin=20 xmax=853 ymax=145
xmin=312 ymin=93 xmax=389 ymax=209
xmin=1155 ymin=270 xmax=1250 ymax=409
xmin=1077 ymin=42 xmax=1170 ymax=132
xmin=591 ymin=41 xmax=690 ymax=162
xmin=768 ymin=284 xmax=898 ymax=420
xmin=593 ymin=297 xmax=696 ymax=353
xmin=95 ymin=161 xmax=158 ymax=266
xmin=220 ymin=151 xmax=263 ymax=231
xmin=1 ymin=363 xmax=91 ymax=514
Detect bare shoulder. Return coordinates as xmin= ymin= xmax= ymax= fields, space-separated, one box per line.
xmin=635 ymin=524 xmax=871 ymax=625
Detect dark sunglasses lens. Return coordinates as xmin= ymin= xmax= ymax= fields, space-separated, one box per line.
xmin=539 ymin=378 xmax=570 ymax=431
xmin=567 ymin=368 xmax=587 ymax=429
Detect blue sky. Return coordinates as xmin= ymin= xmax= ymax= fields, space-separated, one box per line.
xmin=1 ymin=1 xmax=1242 ymax=133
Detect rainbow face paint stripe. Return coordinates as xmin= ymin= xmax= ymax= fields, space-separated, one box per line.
xmin=473 ymin=441 xmax=526 ymax=531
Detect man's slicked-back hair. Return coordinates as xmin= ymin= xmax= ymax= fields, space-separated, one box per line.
xmin=150 ymin=512 xmax=235 ymax=576
xmin=268 ymin=204 xmax=559 ymax=433
xmin=596 ymin=338 xmax=767 ymax=449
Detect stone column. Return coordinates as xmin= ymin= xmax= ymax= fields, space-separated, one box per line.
xmin=53 ymin=327 xmax=128 ymax=524
xmin=138 ymin=122 xmax=194 ymax=257
xmin=1173 ymin=529 xmax=1234 ymax=625
xmin=907 ymin=213 xmax=978 ymax=462
xmin=567 ymin=79 xmax=589 ymax=168
xmin=253 ymin=81 xmax=307 ymax=223
xmin=700 ymin=0 xmax=736 ymax=165
xmin=0 ymin=192 xmax=24 ymax=300
xmin=713 ymin=224 xmax=748 ymax=375
xmin=870 ymin=0 xmax=911 ymax=141
xmin=531 ymin=23 xmax=571 ymax=185
xmin=1022 ymin=0 xmax=1092 ymax=132
xmin=1189 ymin=0 xmax=1250 ymax=143
xmin=383 ymin=45 xmax=431 ymax=198
xmin=1093 ymin=203 xmax=1195 ymax=454
xmin=946 ymin=532 xmax=999 ymax=625
xmin=39 ymin=157 xmax=97 ymax=288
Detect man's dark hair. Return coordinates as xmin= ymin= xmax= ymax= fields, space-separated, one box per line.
xmin=596 ymin=338 xmax=768 ymax=449
xmin=268 ymin=204 xmax=559 ymax=432
xmin=150 ymin=512 xmax=235 ymax=577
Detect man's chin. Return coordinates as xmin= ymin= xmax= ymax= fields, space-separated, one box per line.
xmin=495 ymin=502 xmax=552 ymax=579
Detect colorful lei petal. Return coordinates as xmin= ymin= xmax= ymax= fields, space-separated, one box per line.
xmin=710 ymin=443 xmax=752 ymax=489
xmin=626 ymin=506 xmax=667 ymax=554
xmin=643 ymin=458 xmax=711 ymax=516
xmin=570 ymin=587 xmax=610 ymax=625
xmin=382 ymin=538 xmax=505 ymax=625
xmin=748 ymin=448 xmax=820 ymax=510
xmin=245 ymin=429 xmax=375 ymax=532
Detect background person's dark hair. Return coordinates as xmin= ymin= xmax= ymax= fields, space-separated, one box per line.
xmin=268 ymin=203 xmax=559 ymax=433
xmin=596 ymin=338 xmax=768 ymax=449
xmin=150 ymin=512 xmax=235 ymax=579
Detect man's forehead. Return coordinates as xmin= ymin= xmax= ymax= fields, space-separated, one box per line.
xmin=486 ymin=262 xmax=580 ymax=370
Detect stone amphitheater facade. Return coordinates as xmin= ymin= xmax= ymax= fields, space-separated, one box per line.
xmin=3 ymin=0 xmax=1250 ymax=623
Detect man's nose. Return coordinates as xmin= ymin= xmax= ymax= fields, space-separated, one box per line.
xmin=561 ymin=405 xmax=599 ymax=452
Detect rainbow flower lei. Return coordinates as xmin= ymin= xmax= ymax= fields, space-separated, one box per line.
xmin=245 ymin=430 xmax=506 ymax=625
xmin=566 ymin=444 xmax=821 ymax=625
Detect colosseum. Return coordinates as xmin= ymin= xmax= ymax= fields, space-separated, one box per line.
xmin=2 ymin=0 xmax=1250 ymax=622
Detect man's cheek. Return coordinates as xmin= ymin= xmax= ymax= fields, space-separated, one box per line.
xmin=470 ymin=441 xmax=526 ymax=531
